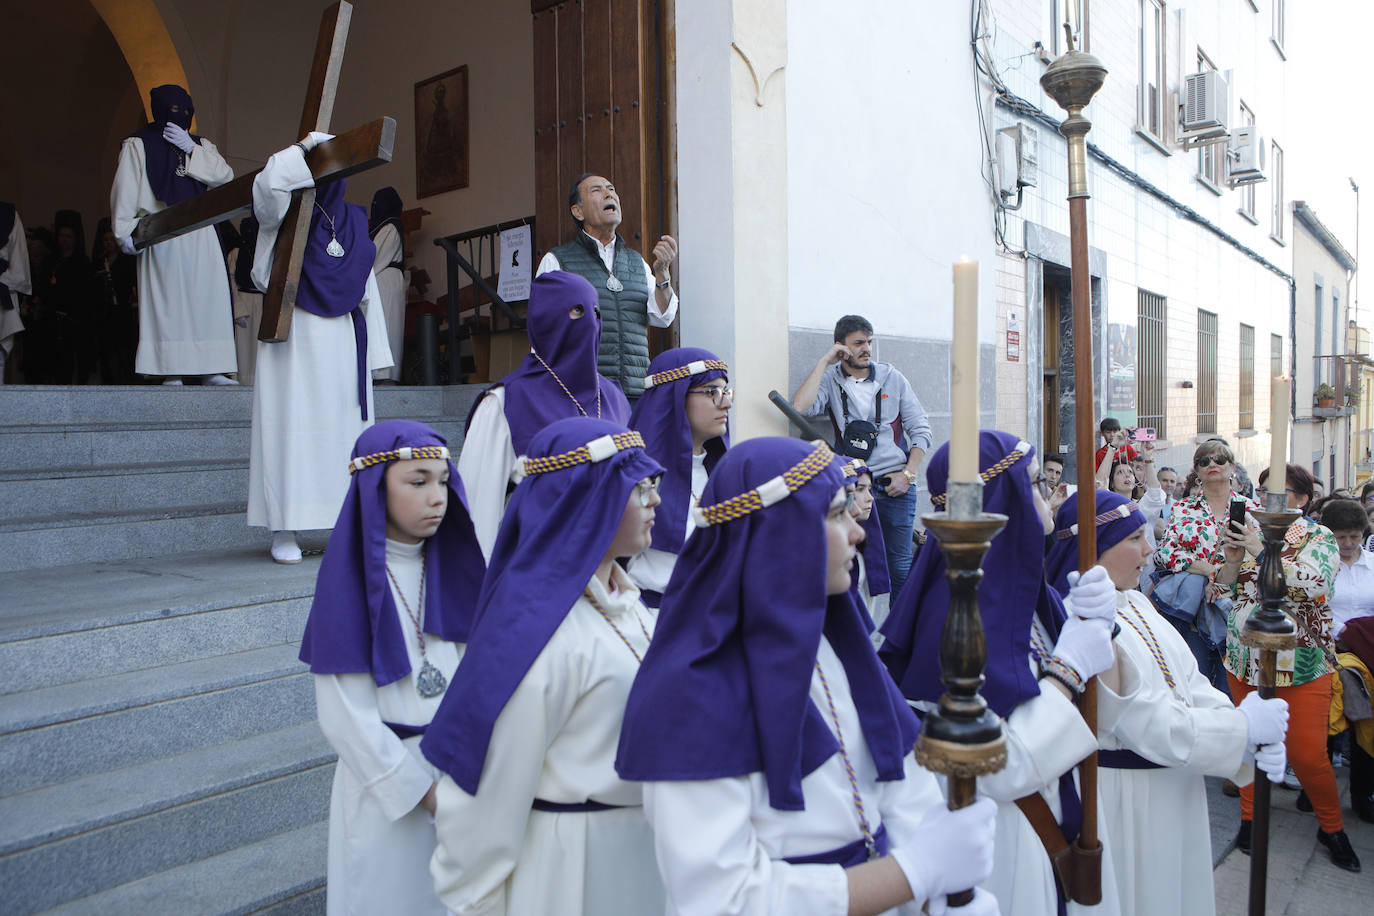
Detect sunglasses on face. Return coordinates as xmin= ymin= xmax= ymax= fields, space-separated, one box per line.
xmin=1194 ymin=456 xmax=1230 ymax=468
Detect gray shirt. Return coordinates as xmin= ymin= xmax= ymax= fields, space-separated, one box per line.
xmin=804 ymin=362 xmax=932 ymax=477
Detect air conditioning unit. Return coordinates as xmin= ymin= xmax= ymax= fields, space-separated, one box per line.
xmin=1180 ymin=70 xmax=1229 ymax=142
xmin=1227 ymin=126 xmax=1267 ymax=185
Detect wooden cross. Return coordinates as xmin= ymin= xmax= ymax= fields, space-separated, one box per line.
xmin=131 ymin=1 xmax=395 ymax=342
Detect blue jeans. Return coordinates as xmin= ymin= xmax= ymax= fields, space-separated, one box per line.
xmin=874 ymin=485 xmax=918 ymax=597
xmin=1161 ymin=612 xmax=1229 ymax=696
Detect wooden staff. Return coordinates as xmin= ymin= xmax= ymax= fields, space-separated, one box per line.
xmin=1040 ymin=41 xmax=1108 ymax=903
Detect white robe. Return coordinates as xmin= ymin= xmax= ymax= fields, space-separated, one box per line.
xmin=314 ymin=538 xmax=460 ymax=916
xmin=1 ymin=209 xmax=31 ymax=354
xmin=627 ymin=451 xmax=708 ymax=596
xmin=111 ymin=135 xmax=237 ymax=376
xmin=1097 ymin=591 xmax=1252 ymax=916
xmin=430 ymin=567 xmax=664 ymax=916
xmin=246 ymin=146 xmax=393 ymax=532
xmin=966 ymin=616 xmax=1139 ymax=916
xmin=371 ymin=223 xmax=406 ymax=381
xmin=225 ymin=248 xmax=263 ymax=384
xmin=641 ymin=636 xmax=947 ymax=916
xmin=455 ymin=388 xmax=520 ymax=560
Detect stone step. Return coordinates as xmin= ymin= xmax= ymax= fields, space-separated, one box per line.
xmin=0 ymin=460 xmax=249 ymax=519
xmin=0 ymin=724 xmax=334 ymax=913
xmin=40 ymin=821 xmax=327 ymax=916
xmin=0 ymin=644 xmax=313 ymax=796
xmin=0 ymin=503 xmax=268 ymax=572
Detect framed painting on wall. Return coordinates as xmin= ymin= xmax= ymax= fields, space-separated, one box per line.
xmin=414 ymin=65 xmax=469 ymax=199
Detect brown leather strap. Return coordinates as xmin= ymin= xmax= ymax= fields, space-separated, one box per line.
xmin=1014 ymin=793 xmax=1076 ymax=900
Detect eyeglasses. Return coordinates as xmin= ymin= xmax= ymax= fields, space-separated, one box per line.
xmin=635 ymin=475 xmax=663 ymax=507
xmin=1194 ymin=455 xmax=1231 ymax=468
xmin=688 ymin=386 xmax=735 ymax=407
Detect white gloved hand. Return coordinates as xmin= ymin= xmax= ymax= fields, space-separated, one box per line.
xmin=890 ymin=797 xmax=997 ymax=906
xmin=296 ymin=131 xmax=335 ymax=154
xmin=1051 ymin=616 xmax=1115 ymax=681
xmin=1254 ymin=741 xmax=1287 ymax=783
xmin=162 ymin=123 xmax=195 ymax=154
xmin=119 ymin=236 xmax=138 ymax=256
xmin=1063 ymin=565 xmax=1118 ymax=621
xmin=1238 ymin=693 xmax=1289 ymax=748
xmin=928 ymin=887 xmax=1001 ymax=916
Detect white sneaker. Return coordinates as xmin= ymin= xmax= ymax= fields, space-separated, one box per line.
xmin=204 ymin=374 xmax=239 ymax=386
xmin=161 ymin=378 xmax=184 ymax=386
xmin=271 ymin=531 xmax=302 ymax=565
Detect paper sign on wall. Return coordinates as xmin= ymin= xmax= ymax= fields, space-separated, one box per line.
xmin=498 ymin=225 xmax=532 ymax=302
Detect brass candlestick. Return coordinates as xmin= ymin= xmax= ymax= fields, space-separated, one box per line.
xmin=914 ymin=481 xmax=1008 ymax=908
xmin=1240 ymin=498 xmax=1300 ymax=916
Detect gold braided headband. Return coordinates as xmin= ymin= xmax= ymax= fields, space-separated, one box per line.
xmin=522 ymin=431 xmax=645 ymax=477
xmin=349 ymin=445 xmax=450 ymax=474
xmin=693 ymin=441 xmax=835 ymax=527
xmin=642 ymin=359 xmax=729 ymax=389
xmin=841 ymin=458 xmax=866 ymax=478
xmin=929 ymin=440 xmax=1031 ymax=506
xmin=1055 ymin=500 xmax=1142 ymax=539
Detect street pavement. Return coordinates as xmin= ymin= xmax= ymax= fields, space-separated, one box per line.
xmin=1211 ymin=767 xmax=1373 ymax=914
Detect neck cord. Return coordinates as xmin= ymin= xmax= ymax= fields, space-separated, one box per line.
xmin=384 ymin=553 xmax=429 ymax=657
xmin=582 ymin=586 xmax=650 ymax=662
xmin=813 ymin=659 xmax=878 ymax=859
xmin=532 ymin=350 xmax=602 ymax=418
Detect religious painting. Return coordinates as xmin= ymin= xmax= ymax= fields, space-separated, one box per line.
xmin=414 ymin=65 xmax=469 ymax=199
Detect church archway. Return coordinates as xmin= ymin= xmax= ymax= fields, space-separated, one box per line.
xmin=87 ymin=0 xmax=193 ymax=126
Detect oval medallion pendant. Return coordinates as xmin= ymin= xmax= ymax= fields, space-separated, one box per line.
xmin=326 ymin=236 xmax=347 ymax=258
xmin=415 ymin=660 xmax=448 ymax=698
xmin=606 ymin=275 xmax=624 ymax=292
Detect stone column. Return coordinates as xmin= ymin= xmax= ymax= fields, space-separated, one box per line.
xmin=675 ymin=0 xmax=789 ymax=440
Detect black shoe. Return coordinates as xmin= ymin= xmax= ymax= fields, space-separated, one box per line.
xmin=1236 ymin=820 xmax=1252 ymax=855
xmin=1316 ymin=828 xmax=1362 ymax=872
xmin=1355 ymin=797 xmax=1374 ymax=825
xmin=1297 ymin=789 xmax=1313 ymax=812
xmin=1222 ymin=779 xmax=1241 ymax=798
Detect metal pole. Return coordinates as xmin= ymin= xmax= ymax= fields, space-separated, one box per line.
xmin=1041 ymin=45 xmax=1108 ymax=903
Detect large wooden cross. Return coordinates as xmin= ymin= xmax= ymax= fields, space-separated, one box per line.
xmin=131 ymin=1 xmax=394 ymax=342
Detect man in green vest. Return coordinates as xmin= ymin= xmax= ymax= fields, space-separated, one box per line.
xmin=536 ymin=173 xmax=678 ymax=400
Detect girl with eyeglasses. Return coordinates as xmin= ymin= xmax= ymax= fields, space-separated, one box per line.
xmin=624 ymin=348 xmax=732 ymax=607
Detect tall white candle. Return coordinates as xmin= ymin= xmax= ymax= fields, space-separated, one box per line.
xmin=1269 ymin=376 xmax=1290 ymax=492
xmin=950 ymin=259 xmax=980 ymax=484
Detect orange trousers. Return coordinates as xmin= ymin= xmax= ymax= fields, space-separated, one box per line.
xmin=1228 ymin=672 xmax=1344 ymax=833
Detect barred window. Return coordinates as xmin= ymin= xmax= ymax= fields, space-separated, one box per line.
xmin=1138 ymin=290 xmax=1166 ymax=437
xmin=1198 ymin=310 xmax=1218 ymax=434
xmin=1239 ymin=324 xmax=1255 ymax=429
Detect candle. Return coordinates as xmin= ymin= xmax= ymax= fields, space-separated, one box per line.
xmin=949 ymin=259 xmax=980 ymax=485
xmin=1269 ymin=376 xmax=1289 ymax=492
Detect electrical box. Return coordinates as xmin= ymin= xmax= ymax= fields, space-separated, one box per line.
xmin=1227 ymin=126 xmax=1267 ymax=184
xmin=996 ymin=123 xmax=1039 ymax=198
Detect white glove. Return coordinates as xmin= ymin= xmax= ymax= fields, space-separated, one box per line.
xmin=890 ymin=797 xmax=997 ymax=906
xmin=119 ymin=236 xmax=138 ymax=256
xmin=1238 ymin=693 xmax=1289 ymax=748
xmin=1064 ymin=566 xmax=1118 ymax=621
xmin=1254 ymin=742 xmax=1287 ymax=783
xmin=296 ymin=131 xmax=335 ymax=154
xmin=928 ymin=887 xmax=1001 ymax=916
xmin=1050 ymin=616 xmax=1115 ymax=681
xmin=162 ymin=123 xmax=195 ymax=154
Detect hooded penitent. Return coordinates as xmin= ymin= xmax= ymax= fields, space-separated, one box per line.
xmin=1044 ymin=489 xmax=1147 ymax=598
xmin=474 ymin=270 xmax=630 ymax=456
xmin=299 ymin=420 xmax=486 ymax=687
xmin=614 ymin=437 xmax=918 ymax=811
xmin=628 ymin=347 xmax=730 ymax=555
xmin=421 ymin=416 xmax=663 ymax=793
xmin=369 ymin=186 xmax=406 ymax=263
xmin=130 ymin=85 xmax=206 ymax=206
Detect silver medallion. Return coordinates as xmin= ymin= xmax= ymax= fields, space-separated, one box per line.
xmin=606 ymin=275 xmax=624 ymax=292
xmin=326 ymin=236 xmax=346 ymax=258
xmin=415 ymin=659 xmax=448 ymax=698
xmin=175 ymin=162 xmax=188 ymax=177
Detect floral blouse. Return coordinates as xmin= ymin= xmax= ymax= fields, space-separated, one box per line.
xmin=1224 ymin=516 xmax=1338 ymax=688
xmin=1154 ymin=493 xmax=1261 ymax=574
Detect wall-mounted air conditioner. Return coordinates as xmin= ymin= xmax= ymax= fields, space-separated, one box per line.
xmin=1180 ymin=70 xmax=1229 ymax=144
xmin=1226 ymin=126 xmax=1267 ymax=185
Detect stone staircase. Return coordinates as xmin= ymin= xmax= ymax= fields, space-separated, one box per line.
xmin=0 ymin=384 xmax=481 ymax=914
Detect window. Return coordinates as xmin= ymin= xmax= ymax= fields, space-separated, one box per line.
xmin=1195 ymin=50 xmax=1222 ymax=189
xmin=1139 ymin=290 xmax=1167 ymax=437
xmin=1239 ymin=324 xmax=1255 ymax=429
xmin=1238 ymin=103 xmax=1257 ymax=219
xmin=1198 ymin=309 xmax=1218 ymax=434
xmin=1272 ymin=0 xmax=1286 ymax=56
xmin=1271 ymin=333 xmax=1283 ymax=380
xmin=1315 ymin=282 xmax=1325 ymax=388
xmin=1045 ymin=0 xmax=1090 ymax=55
xmin=1138 ymin=0 xmax=1166 ymax=139
xmin=1270 ymin=141 xmax=1285 ymax=241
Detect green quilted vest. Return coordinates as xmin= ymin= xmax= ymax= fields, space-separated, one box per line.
xmin=550 ymin=233 xmax=651 ymax=399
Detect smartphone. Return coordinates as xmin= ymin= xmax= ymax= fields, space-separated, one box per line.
xmin=1228 ymin=497 xmax=1247 ymax=534
xmin=1131 ymin=427 xmax=1157 ymax=442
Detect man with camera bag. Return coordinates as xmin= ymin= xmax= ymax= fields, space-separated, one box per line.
xmin=792 ymin=314 xmax=931 ymax=593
